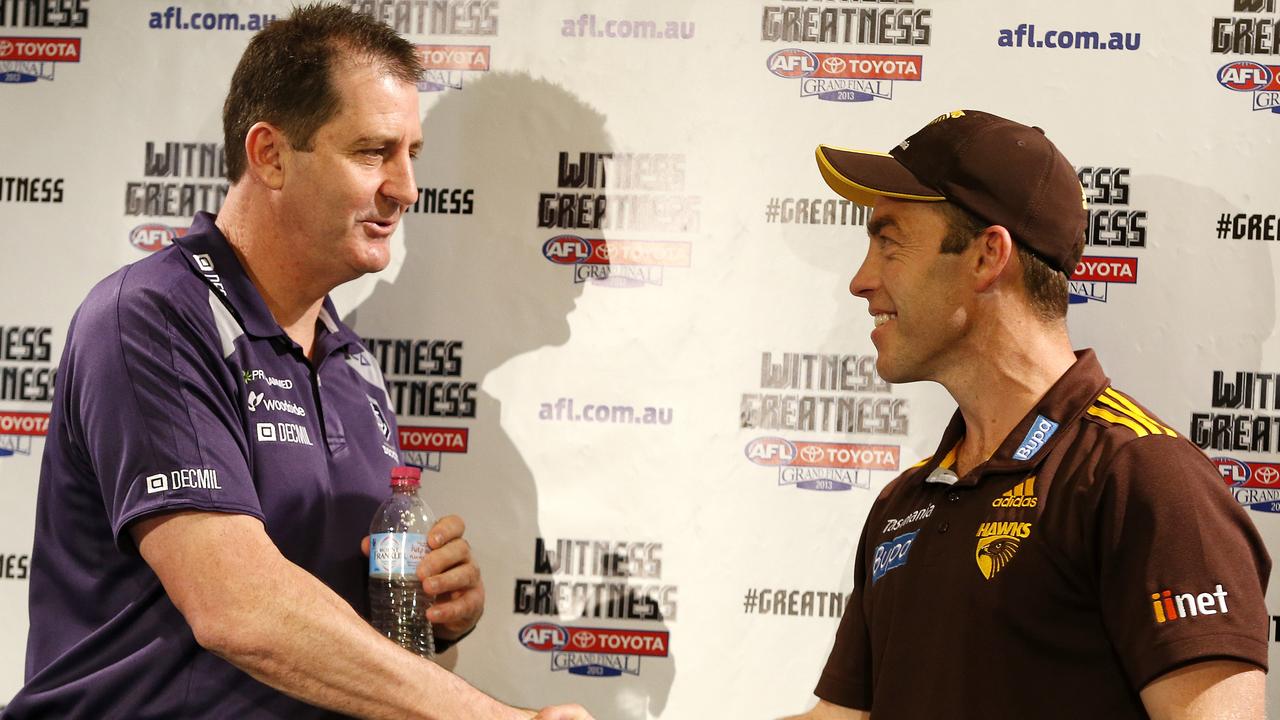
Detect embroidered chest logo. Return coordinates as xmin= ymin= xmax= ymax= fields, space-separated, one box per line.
xmin=975 ymin=476 xmax=1040 ymax=580
xmin=992 ymin=476 xmax=1038 ymax=508
xmin=368 ymin=395 xmax=392 ymax=443
xmin=872 ymin=531 xmax=917 ymax=584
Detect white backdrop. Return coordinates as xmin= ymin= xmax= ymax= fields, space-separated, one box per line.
xmin=3 ymin=0 xmax=1280 ymax=717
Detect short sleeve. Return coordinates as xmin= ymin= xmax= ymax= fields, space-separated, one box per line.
xmin=1096 ymin=435 xmax=1271 ymax=688
xmin=61 ymin=271 xmax=264 ymax=549
xmin=814 ymin=518 xmax=874 ymax=710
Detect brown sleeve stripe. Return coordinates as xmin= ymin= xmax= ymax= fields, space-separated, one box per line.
xmin=1100 ymin=387 xmax=1178 ymax=437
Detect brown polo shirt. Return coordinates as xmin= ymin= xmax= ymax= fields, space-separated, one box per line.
xmin=816 ymin=349 xmax=1270 ymax=718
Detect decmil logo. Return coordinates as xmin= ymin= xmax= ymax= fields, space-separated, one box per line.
xmin=1150 ymin=584 xmax=1230 ymax=623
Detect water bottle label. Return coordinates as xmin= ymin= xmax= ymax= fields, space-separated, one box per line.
xmin=369 ymin=532 xmax=428 ymax=577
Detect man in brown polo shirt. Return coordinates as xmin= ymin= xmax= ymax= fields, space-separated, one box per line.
xmin=784 ymin=110 xmax=1270 ymax=719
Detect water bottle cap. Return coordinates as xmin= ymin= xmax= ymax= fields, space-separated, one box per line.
xmin=389 ymin=465 xmax=421 ymax=488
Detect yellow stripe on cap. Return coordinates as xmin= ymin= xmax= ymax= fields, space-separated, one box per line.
xmin=1086 ymin=405 xmax=1150 ymax=438
xmin=1103 ymin=387 xmax=1177 ymax=437
xmin=815 ymin=145 xmax=946 ymax=206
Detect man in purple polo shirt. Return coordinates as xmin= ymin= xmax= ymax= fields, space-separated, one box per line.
xmin=6 ymin=4 xmax=591 ymax=719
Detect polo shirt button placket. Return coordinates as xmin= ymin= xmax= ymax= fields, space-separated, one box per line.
xmin=946 ymin=491 xmax=960 ymax=502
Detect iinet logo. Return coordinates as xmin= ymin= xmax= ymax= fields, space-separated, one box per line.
xmin=1150 ymin=584 xmax=1230 ymax=624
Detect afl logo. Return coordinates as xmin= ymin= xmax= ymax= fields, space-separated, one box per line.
xmin=1213 ymin=457 xmax=1250 ymax=486
xmin=130 ymin=224 xmax=178 ymax=253
xmin=1217 ymin=61 xmax=1273 ymax=92
xmin=767 ymin=48 xmax=817 ymax=78
xmin=745 ymin=436 xmax=797 ymax=466
xmin=542 ymin=235 xmax=592 ymax=265
xmin=519 ymin=622 xmax=568 ymax=652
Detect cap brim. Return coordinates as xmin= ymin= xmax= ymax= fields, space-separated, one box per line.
xmin=816 ymin=145 xmax=945 ymax=206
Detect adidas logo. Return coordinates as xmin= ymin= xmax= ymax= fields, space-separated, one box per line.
xmin=992 ymin=476 xmax=1038 ymax=508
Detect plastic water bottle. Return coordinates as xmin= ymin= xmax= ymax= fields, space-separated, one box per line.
xmin=369 ymin=465 xmax=436 ymax=658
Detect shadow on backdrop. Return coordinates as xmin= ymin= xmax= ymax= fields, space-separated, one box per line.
xmin=350 ymin=71 xmax=675 ymax=718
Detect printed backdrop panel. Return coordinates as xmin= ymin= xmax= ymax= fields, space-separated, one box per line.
xmin=2 ymin=0 xmax=1279 ymax=717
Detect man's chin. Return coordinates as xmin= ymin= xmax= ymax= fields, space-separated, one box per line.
xmin=874 ymin=356 xmax=910 ymax=386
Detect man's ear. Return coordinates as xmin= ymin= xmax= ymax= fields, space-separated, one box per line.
xmin=243 ymin=121 xmax=287 ymax=190
xmin=972 ymin=224 xmax=1014 ymax=292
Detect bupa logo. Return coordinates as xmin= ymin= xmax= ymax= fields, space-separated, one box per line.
xmin=542 ymin=235 xmax=593 ymax=265
xmin=1013 ymin=415 xmax=1058 ymax=461
xmin=519 ymin=622 xmax=569 ymax=652
xmin=744 ymin=436 xmax=796 ymax=465
xmin=871 ymin=530 xmax=916 ymax=583
xmin=129 ymin=224 xmax=186 ymax=252
xmin=767 ymin=48 xmax=817 ymax=78
xmin=1218 ymin=61 xmax=1274 ymax=92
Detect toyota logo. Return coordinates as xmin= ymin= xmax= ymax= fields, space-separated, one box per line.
xmin=571 ymin=631 xmax=597 ymax=650
xmin=821 ymin=56 xmax=846 ymax=74
xmin=799 ymin=446 xmax=824 ymax=463
xmin=1256 ymin=466 xmax=1279 ymax=485
xmin=0 ymin=41 xmax=14 ymax=57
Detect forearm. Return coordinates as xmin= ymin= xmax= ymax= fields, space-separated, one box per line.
xmin=780 ymin=699 xmax=870 ymax=720
xmin=1139 ymin=661 xmax=1264 ymax=720
xmin=136 ymin=512 xmax=527 ymax=720
xmin=205 ymin=558 xmax=519 ymax=720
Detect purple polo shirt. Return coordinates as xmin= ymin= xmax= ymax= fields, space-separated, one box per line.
xmin=7 ymin=213 xmax=403 ymax=718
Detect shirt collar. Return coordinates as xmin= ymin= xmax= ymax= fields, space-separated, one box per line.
xmin=917 ymin=349 xmax=1111 ymax=487
xmin=172 ymin=212 xmax=361 ymax=356
xmin=173 ymin=212 xmax=282 ymax=339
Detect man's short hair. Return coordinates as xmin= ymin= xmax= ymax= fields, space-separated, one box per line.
xmin=222 ymin=2 xmax=422 ymax=183
xmin=936 ymin=202 xmax=1071 ymax=321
